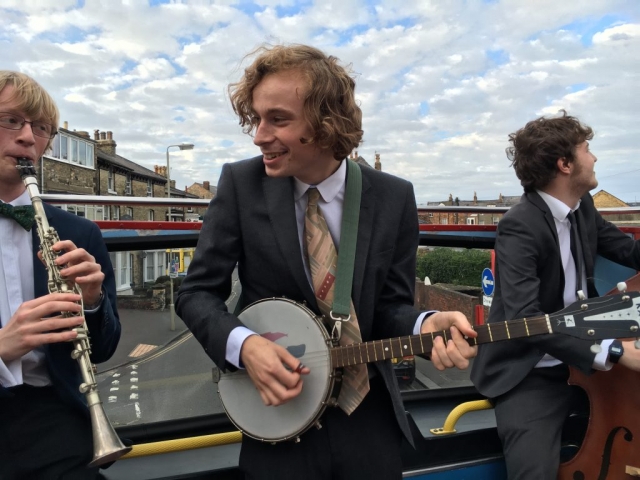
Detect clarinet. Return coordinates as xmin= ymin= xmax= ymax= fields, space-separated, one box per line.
xmin=16 ymin=158 xmax=131 ymax=467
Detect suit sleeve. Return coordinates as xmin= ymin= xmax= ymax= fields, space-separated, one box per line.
xmin=493 ymin=214 xmax=596 ymax=371
xmin=84 ymin=222 xmax=121 ymax=364
xmin=372 ymin=181 xmax=421 ymax=340
xmin=175 ymin=163 xmax=245 ymax=370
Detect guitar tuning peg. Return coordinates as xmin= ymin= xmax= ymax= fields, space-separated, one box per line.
xmin=590 ymin=344 xmax=602 ymax=354
xmin=617 ymin=282 xmax=628 ymax=293
xmin=577 ymin=290 xmax=586 ymax=300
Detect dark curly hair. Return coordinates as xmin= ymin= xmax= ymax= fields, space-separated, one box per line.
xmin=228 ymin=44 xmax=363 ymax=161
xmin=507 ymin=110 xmax=593 ymax=192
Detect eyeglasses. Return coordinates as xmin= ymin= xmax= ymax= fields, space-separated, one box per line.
xmin=0 ymin=113 xmax=57 ymax=139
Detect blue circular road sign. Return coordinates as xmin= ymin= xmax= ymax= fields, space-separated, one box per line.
xmin=481 ymin=268 xmax=495 ymax=296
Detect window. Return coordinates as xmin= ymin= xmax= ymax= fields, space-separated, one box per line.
xmin=466 ymin=217 xmax=476 ymax=225
xmin=144 ymin=250 xmax=167 ymax=282
xmin=110 ymin=251 xmax=132 ymax=291
xmin=70 ymin=138 xmax=78 ymax=163
xmin=440 ymin=218 xmax=448 ymax=225
xmin=428 ymin=212 xmax=433 ymax=217
xmin=49 ymin=134 xmax=94 ymax=168
xmin=60 ymin=136 xmax=68 ymax=160
xmin=125 ymin=207 xmax=133 ymax=219
xmin=125 ymin=175 xmax=132 ymax=195
xmin=148 ymin=209 xmax=155 ymax=221
xmin=147 ymin=180 xmax=152 ymax=197
xmin=146 ymin=252 xmax=156 ymax=281
xmin=103 ymin=205 xmax=111 ymax=220
xmin=108 ymin=169 xmax=115 ymax=192
xmin=113 ymin=206 xmax=120 ymax=220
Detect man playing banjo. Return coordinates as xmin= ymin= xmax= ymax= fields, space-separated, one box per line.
xmin=176 ymin=44 xmax=477 ymax=480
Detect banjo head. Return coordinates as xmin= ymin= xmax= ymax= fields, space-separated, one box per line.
xmin=218 ymin=298 xmax=334 ymax=442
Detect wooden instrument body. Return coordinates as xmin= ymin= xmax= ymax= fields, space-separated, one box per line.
xmin=559 ymin=274 xmax=640 ymax=480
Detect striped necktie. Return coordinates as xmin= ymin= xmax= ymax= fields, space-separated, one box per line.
xmin=304 ymin=188 xmax=369 ymax=414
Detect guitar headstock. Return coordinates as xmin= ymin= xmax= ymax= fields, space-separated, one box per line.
xmin=549 ymin=291 xmax=640 ymax=340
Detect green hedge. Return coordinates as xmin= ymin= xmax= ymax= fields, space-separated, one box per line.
xmin=416 ymin=248 xmax=490 ymax=287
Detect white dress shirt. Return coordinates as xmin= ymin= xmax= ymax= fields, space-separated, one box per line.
xmin=226 ymin=161 xmax=428 ymax=367
xmin=535 ymin=190 xmax=611 ymax=370
xmin=0 ymin=190 xmax=51 ymax=387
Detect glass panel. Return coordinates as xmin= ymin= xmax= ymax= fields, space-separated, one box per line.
xmin=146 ymin=253 xmax=155 ymax=281
xmin=70 ymin=138 xmax=78 ymax=163
xmin=86 ymin=144 xmax=94 ymax=168
xmin=60 ymin=135 xmax=68 ymax=160
xmin=52 ymin=135 xmax=60 ymax=158
xmin=79 ymin=142 xmax=87 ymax=165
xmin=119 ymin=252 xmax=126 ymax=286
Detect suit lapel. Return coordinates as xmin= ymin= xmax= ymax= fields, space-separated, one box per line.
xmin=527 ymin=191 xmax=559 ymax=247
xmin=352 ymin=170 xmax=372 ymax=312
xmin=262 ymin=176 xmax=317 ymax=308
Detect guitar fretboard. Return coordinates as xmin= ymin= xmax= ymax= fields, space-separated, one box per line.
xmin=330 ymin=314 xmax=551 ymax=368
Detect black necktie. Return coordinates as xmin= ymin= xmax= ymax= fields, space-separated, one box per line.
xmin=568 ymin=211 xmax=584 ymax=298
xmin=0 ymin=203 xmax=35 ymax=231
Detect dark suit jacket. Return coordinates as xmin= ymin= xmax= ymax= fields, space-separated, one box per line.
xmin=471 ymin=191 xmax=640 ymax=399
xmin=0 ymin=203 xmax=121 ymax=415
xmin=177 ymin=157 xmax=421 ymax=442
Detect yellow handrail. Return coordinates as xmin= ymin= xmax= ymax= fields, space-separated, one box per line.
xmin=122 ymin=431 xmax=242 ymax=459
xmin=430 ymin=399 xmax=493 ymax=435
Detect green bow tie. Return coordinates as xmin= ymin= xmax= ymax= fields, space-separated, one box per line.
xmin=0 ymin=203 xmax=35 ymax=231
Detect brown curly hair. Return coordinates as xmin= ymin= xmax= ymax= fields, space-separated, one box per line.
xmin=507 ymin=110 xmax=593 ymax=192
xmin=228 ymin=44 xmax=363 ymax=161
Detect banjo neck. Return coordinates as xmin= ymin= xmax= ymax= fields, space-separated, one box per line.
xmin=331 ymin=291 xmax=640 ymax=368
xmin=330 ymin=314 xmax=551 ymax=368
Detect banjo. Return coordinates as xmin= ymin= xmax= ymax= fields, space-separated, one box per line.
xmin=217 ymin=290 xmax=640 ymax=443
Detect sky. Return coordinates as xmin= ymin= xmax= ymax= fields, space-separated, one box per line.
xmin=2 ymin=0 xmax=639 ymax=204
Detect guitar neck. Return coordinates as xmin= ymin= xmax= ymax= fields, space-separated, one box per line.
xmin=330 ymin=314 xmax=551 ymax=368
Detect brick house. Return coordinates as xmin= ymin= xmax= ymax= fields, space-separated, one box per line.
xmin=593 ymin=190 xmax=640 ymax=226
xmin=420 ymin=192 xmax=520 ymax=226
xmin=41 ymin=125 xmax=197 ymax=296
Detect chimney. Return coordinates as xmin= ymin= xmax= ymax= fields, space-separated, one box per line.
xmin=94 ymin=129 xmax=100 ymax=140
xmin=499 ymin=193 xmax=503 ymax=203
xmin=170 ymin=180 xmax=176 ymax=189
xmin=96 ymin=130 xmax=117 ymax=155
xmin=448 ymin=193 xmax=453 ymax=204
xmin=473 ymin=191 xmax=477 ymax=205
xmin=374 ymin=152 xmax=381 ymax=171
xmin=75 ymin=131 xmax=90 ymax=139
xmin=63 ymin=121 xmax=68 ymax=130
xmin=203 ymin=181 xmax=210 ymax=191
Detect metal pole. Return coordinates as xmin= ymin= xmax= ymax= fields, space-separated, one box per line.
xmin=169 ymin=275 xmax=176 ymax=331
xmin=166 ymin=148 xmax=171 ymax=222
xmin=166 ymin=148 xmax=171 ymax=198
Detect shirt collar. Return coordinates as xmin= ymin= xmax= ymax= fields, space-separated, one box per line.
xmin=536 ymin=189 xmax=581 ymax=222
xmin=1 ymin=190 xmax=31 ymax=207
xmin=293 ymin=159 xmax=346 ymax=202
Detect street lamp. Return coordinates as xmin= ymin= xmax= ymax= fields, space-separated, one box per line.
xmin=166 ymin=143 xmax=194 ymax=198
xmin=165 ymin=143 xmax=193 ymax=332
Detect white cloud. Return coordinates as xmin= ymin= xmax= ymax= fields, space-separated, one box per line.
xmin=1 ymin=1 xmax=639 ymax=203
